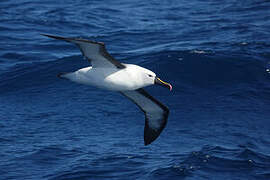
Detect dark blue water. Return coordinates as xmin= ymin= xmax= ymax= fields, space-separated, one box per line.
xmin=1 ymin=0 xmax=270 ymax=179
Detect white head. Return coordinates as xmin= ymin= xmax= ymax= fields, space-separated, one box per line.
xmin=134 ymin=65 xmax=172 ymax=91
xmin=140 ymin=68 xmax=156 ymax=86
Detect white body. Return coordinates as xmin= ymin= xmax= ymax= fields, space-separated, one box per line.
xmin=63 ymin=64 xmax=156 ymax=91
xmin=42 ymin=34 xmax=171 ymax=145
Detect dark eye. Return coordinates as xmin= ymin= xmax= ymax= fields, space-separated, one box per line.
xmin=148 ymin=74 xmax=153 ymax=77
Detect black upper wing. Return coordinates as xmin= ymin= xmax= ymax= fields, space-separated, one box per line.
xmin=42 ymin=34 xmax=125 ymax=69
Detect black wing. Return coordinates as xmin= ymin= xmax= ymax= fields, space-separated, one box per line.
xmin=41 ymin=34 xmax=125 ymax=69
xmin=121 ymin=88 xmax=169 ymax=145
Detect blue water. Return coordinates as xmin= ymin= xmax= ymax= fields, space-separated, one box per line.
xmin=1 ymin=0 xmax=270 ymax=179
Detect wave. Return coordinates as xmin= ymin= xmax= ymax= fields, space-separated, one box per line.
xmin=149 ymin=145 xmax=270 ymax=179
xmin=0 ymin=55 xmax=87 ymax=94
xmin=18 ymin=145 xmax=268 ymax=180
xmin=46 ymin=153 xmax=147 ymax=180
xmin=1 ymin=50 xmax=270 ymax=95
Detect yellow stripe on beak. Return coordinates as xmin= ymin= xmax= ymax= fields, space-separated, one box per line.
xmin=155 ymin=77 xmax=172 ymax=91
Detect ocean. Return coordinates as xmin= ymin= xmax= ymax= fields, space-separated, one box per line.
xmin=1 ymin=0 xmax=270 ymax=179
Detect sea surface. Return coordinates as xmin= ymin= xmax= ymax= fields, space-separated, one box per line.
xmin=1 ymin=0 xmax=270 ymax=179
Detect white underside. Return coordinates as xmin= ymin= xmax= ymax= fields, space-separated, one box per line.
xmin=63 ymin=64 xmax=155 ymax=91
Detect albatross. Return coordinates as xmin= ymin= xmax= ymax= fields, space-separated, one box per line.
xmin=42 ymin=34 xmax=172 ymax=145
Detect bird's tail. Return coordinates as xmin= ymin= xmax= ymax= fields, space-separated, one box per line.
xmin=57 ymin=72 xmax=69 ymax=79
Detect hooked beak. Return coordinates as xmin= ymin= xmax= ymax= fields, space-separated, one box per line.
xmin=155 ymin=77 xmax=172 ymax=91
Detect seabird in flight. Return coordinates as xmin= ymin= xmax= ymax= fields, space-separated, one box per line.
xmin=42 ymin=34 xmax=172 ymax=145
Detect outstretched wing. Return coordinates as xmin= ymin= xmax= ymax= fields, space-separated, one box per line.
xmin=121 ymin=88 xmax=169 ymax=145
xmin=41 ymin=34 xmax=125 ymax=69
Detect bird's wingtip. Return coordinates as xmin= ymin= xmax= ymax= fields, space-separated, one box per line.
xmin=40 ymin=33 xmax=51 ymax=37
xmin=144 ymin=140 xmax=151 ymax=146
xmin=40 ymin=33 xmax=68 ymax=41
